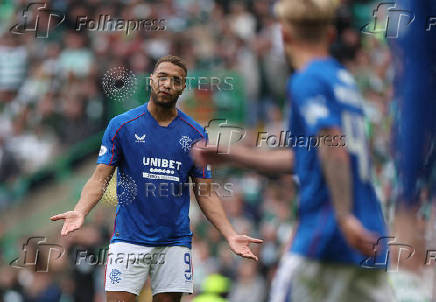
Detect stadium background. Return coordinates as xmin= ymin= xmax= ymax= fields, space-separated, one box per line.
xmin=0 ymin=0 xmax=433 ymax=301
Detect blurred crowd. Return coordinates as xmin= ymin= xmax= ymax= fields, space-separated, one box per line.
xmin=0 ymin=0 xmax=289 ymax=186
xmin=1 ymin=0 xmax=433 ymax=301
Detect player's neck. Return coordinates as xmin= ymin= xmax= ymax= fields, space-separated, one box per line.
xmin=147 ymin=101 xmax=178 ymax=125
xmin=290 ymin=45 xmax=329 ymax=71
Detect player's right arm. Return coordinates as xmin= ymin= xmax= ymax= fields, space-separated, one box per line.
xmin=191 ymin=140 xmax=293 ymax=174
xmin=50 ymin=164 xmax=115 ymax=236
xmin=51 ymin=117 xmax=121 ymax=236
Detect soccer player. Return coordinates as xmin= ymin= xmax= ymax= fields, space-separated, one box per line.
xmin=50 ymin=55 xmax=262 ymax=302
xmin=192 ymin=0 xmax=395 ymax=301
xmin=389 ymin=0 xmax=436 ymax=299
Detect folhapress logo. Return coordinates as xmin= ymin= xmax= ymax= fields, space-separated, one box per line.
xmin=9 ymin=236 xmax=65 ymax=272
xmin=361 ymin=2 xmax=414 ymax=38
xmin=10 ymin=2 xmax=65 ymax=38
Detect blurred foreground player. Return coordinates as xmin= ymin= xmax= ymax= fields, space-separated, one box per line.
xmin=51 ymin=55 xmax=262 ymax=302
xmin=192 ymin=0 xmax=394 ymax=301
xmin=390 ymin=0 xmax=436 ymax=300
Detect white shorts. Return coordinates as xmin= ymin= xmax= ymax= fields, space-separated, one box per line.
xmin=104 ymin=242 xmax=193 ymax=296
xmin=270 ymin=253 xmax=396 ymax=302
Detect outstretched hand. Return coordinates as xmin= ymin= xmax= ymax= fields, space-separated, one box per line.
xmin=191 ymin=139 xmax=230 ymax=167
xmin=227 ymin=234 xmax=263 ymax=261
xmin=50 ymin=210 xmax=85 ymax=236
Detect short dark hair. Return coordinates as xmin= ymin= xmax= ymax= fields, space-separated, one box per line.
xmin=154 ymin=55 xmax=187 ymax=76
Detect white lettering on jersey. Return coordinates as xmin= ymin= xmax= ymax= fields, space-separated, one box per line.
xmin=143 ymin=157 xmax=182 ymax=171
xmin=99 ymin=145 xmax=107 ymax=156
xmin=143 ymin=172 xmax=180 ymax=182
xmin=302 ymin=95 xmax=328 ymax=126
xmin=338 ymin=69 xmax=355 ymax=86
xmin=334 ymin=85 xmax=362 ymax=107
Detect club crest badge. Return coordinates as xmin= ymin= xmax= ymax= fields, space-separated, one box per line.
xmin=179 ymin=136 xmax=192 ymax=152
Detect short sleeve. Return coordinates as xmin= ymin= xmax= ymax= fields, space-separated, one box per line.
xmin=189 ymin=132 xmax=212 ymax=179
xmin=292 ymin=77 xmax=341 ymax=136
xmin=190 ymin=163 xmax=212 ymax=179
xmin=96 ymin=118 xmax=122 ymax=166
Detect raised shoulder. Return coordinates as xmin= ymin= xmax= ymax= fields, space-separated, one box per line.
xmin=111 ymin=105 xmax=146 ymax=125
xmin=177 ymin=109 xmax=207 ymax=138
xmin=107 ymin=105 xmax=146 ymax=137
xmin=291 ymin=72 xmax=328 ymax=105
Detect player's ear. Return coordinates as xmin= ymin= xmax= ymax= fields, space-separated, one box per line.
xmin=149 ymin=73 xmax=154 ymax=87
xmin=177 ymin=74 xmax=186 ymax=95
xmin=326 ymin=25 xmax=336 ymax=45
xmin=280 ymin=23 xmax=293 ymax=45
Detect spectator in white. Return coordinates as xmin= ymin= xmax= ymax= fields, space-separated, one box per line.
xmin=58 ymin=31 xmax=95 ymax=78
xmin=16 ymin=64 xmax=50 ymax=106
xmin=0 ymin=33 xmax=27 ymax=102
xmin=229 ymin=2 xmax=256 ymax=41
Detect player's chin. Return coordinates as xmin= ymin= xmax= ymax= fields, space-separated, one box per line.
xmin=156 ymin=96 xmax=177 ymax=107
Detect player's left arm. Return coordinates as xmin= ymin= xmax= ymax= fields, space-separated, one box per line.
xmin=296 ymin=75 xmax=377 ymax=256
xmin=318 ymin=127 xmax=352 ymax=219
xmin=192 ymin=177 xmax=263 ymax=261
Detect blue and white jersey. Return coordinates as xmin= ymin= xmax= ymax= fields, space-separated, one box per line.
xmin=97 ymin=103 xmax=212 ymax=248
xmin=287 ymin=57 xmax=387 ymax=265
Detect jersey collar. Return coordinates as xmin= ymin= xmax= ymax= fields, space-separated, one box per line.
xmin=144 ymin=102 xmax=180 ymax=129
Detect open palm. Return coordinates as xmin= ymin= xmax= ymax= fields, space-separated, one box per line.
xmin=228 ymin=234 xmax=263 ymax=261
xmin=50 ymin=210 xmax=85 ymax=236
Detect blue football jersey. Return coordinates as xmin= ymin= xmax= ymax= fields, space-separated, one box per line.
xmin=287 ymin=57 xmax=387 ymax=264
xmin=97 ymin=103 xmax=212 ymax=248
xmin=390 ymin=0 xmax=436 ymax=204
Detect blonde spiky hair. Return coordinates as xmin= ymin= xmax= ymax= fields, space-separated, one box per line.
xmin=274 ymin=0 xmax=339 ymax=41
